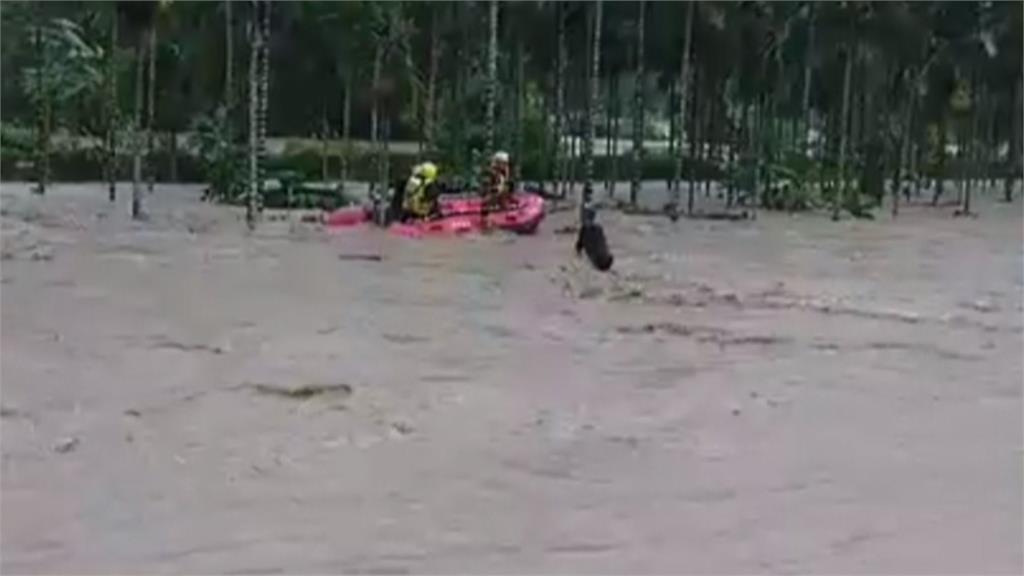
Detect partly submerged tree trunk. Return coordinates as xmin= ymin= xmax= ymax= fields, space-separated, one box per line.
xmin=246 ymin=3 xmax=260 ymax=229
xmin=834 ymin=44 xmax=854 ymax=221
xmin=893 ymin=72 xmax=915 ymax=218
xmin=553 ymin=1 xmax=567 ymax=197
xmin=604 ymin=75 xmax=613 ymax=194
xmin=339 ymin=72 xmax=351 ymax=192
xmin=33 ymin=7 xmax=49 ymax=196
xmin=225 ymin=0 xmax=233 ymax=110
xmin=369 ymin=42 xmax=382 ymax=199
xmin=514 ymin=35 xmax=525 ymax=182
xmin=581 ymin=0 xmax=601 ymax=223
xmin=802 ymin=3 xmax=815 ymax=154
xmin=168 ymin=129 xmax=178 ymax=182
xmin=629 ymin=0 xmax=645 ymax=207
xmin=106 ymin=8 xmax=119 ymax=201
xmin=258 ymin=0 xmax=269 ymax=213
xmin=320 ymin=106 xmax=329 ymax=183
xmin=146 ymin=24 xmax=156 ymax=195
xmin=671 ymin=0 xmax=695 ymax=215
xmin=686 ymin=64 xmax=700 ymax=216
xmin=609 ymin=74 xmax=620 ymax=199
xmin=932 ymin=116 xmax=948 ymax=205
xmin=484 ymin=0 xmax=498 ymax=158
xmin=132 ymin=31 xmax=146 ymax=219
xmin=1005 ymin=76 xmax=1021 ymax=202
xmin=424 ymin=5 xmax=440 ymax=155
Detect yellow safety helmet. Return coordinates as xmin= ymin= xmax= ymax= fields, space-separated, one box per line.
xmin=418 ymin=162 xmax=438 ymax=181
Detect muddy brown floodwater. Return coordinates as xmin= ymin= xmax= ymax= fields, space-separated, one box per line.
xmin=2 ymin=182 xmax=1022 ymax=574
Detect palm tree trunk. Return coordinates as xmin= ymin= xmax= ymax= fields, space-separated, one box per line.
xmin=686 ymin=65 xmax=699 ymax=216
xmin=668 ymin=78 xmax=677 ymax=162
xmin=424 ymin=5 xmax=440 ymax=155
xmin=609 ymin=74 xmax=620 ymax=199
xmin=629 ymin=0 xmax=645 ymax=207
xmin=106 ymin=7 xmax=119 ymax=201
xmin=484 ymin=0 xmax=498 ymax=158
xmin=339 ymin=72 xmax=351 ymax=191
xmin=581 ymin=0 xmax=601 ymax=222
xmin=834 ymin=43 xmax=854 ymax=221
xmin=604 ymin=75 xmax=613 ymax=194
xmin=258 ymin=0 xmax=269 ymax=214
xmin=932 ymin=116 xmax=948 ymax=205
xmin=225 ymin=0 xmax=233 ymax=110
xmin=320 ymin=106 xmax=328 ymax=184
xmin=33 ymin=7 xmax=48 ymax=196
xmin=514 ymin=35 xmax=525 ymax=182
xmin=671 ymin=0 xmax=695 ymax=214
xmin=893 ymin=73 xmax=915 ymax=218
xmin=246 ymin=3 xmax=259 ymax=229
xmin=1005 ymin=76 xmax=1021 ymax=202
xmin=369 ymin=42 xmax=382 ymax=200
xmin=553 ymin=1 xmax=566 ymax=197
xmin=802 ymin=3 xmax=815 ymax=154
xmin=131 ymin=30 xmax=146 ymax=219
xmin=146 ymin=24 xmax=156 ymax=195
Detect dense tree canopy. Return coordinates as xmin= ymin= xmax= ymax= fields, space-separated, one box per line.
xmin=1 ymin=1 xmax=1021 ymax=215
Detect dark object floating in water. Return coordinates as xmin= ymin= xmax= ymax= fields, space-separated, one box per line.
xmin=338 ymin=254 xmax=384 ymax=262
xmin=576 ymin=220 xmax=614 ymax=272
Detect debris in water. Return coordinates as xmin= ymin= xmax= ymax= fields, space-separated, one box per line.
xmin=53 ymin=436 xmax=79 ymax=454
xmin=338 ymin=253 xmax=384 ymax=262
xmin=249 ymin=382 xmax=353 ymax=400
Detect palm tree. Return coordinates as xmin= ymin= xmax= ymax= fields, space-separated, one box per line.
xmin=554 ymin=1 xmax=567 ymax=197
xmin=116 ymin=1 xmax=157 ymax=219
xmin=246 ymin=0 xmax=266 ymax=229
xmin=224 ymin=0 xmax=233 ymax=110
xmin=145 ymin=21 xmax=157 ymax=195
xmin=485 ymin=0 xmax=498 ymax=159
xmin=672 ymin=1 xmax=695 ymax=218
xmin=628 ymin=0 xmax=645 ymax=207
xmin=105 ymin=5 xmax=119 ymax=202
xmin=581 ymin=0 xmax=602 ymax=221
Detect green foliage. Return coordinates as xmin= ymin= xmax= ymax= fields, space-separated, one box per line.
xmin=190 ymin=106 xmax=244 ymax=203
xmin=21 ymin=18 xmax=104 ymax=113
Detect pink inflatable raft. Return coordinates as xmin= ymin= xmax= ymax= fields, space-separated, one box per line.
xmin=324 ymin=192 xmax=546 ymax=237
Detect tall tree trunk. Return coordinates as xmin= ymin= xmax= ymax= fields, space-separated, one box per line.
xmin=553 ymin=1 xmax=567 ymax=198
xmin=604 ymin=75 xmax=613 ymax=194
xmin=834 ymin=43 xmax=854 ymax=221
xmin=146 ymin=24 xmax=156 ymax=195
xmin=339 ymin=72 xmax=351 ymax=192
xmin=246 ymin=3 xmax=259 ymax=229
xmin=802 ymin=2 xmax=815 ymax=154
xmin=893 ymin=72 xmax=915 ymax=218
xmin=686 ymin=65 xmax=699 ymax=216
xmin=668 ymin=78 xmax=677 ymax=162
xmin=609 ymin=74 xmax=620 ymax=199
xmin=962 ymin=77 xmax=980 ymax=215
xmin=932 ymin=116 xmax=948 ymax=205
xmin=629 ymin=0 xmax=645 ymax=207
xmin=320 ymin=106 xmax=329 ymax=183
xmin=132 ymin=30 xmax=146 ymax=219
xmin=424 ymin=5 xmax=440 ymax=155
xmin=514 ymin=34 xmax=525 ymax=182
xmin=671 ymin=1 xmax=695 ymax=215
xmin=484 ymin=0 xmax=498 ymax=158
xmin=581 ymin=0 xmax=602 ymax=223
xmin=168 ymin=129 xmax=178 ymax=182
xmin=1005 ymin=76 xmax=1021 ymax=202
xmin=106 ymin=8 xmax=119 ymax=201
xmin=369 ymin=42 xmax=382 ymax=200
xmin=225 ymin=0 xmax=233 ymax=110
xmin=258 ymin=0 xmax=269 ymax=215
xmin=33 ymin=6 xmax=48 ymax=196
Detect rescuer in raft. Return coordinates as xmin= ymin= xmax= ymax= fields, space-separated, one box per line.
xmin=398 ymin=161 xmax=441 ymax=221
xmin=484 ymin=151 xmax=514 ymax=209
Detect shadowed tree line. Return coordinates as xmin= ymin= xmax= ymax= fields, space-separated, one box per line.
xmin=1 ymin=1 xmax=1020 ymax=225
